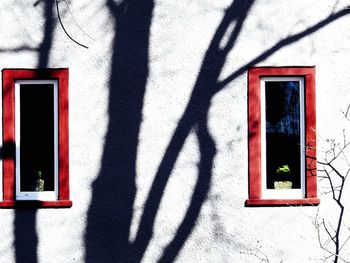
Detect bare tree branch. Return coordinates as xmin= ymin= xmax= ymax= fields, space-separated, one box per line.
xmin=60 ymin=0 xmax=94 ymax=40
xmin=317 ymin=133 xmax=350 ymax=263
xmin=55 ymin=0 xmax=89 ymax=48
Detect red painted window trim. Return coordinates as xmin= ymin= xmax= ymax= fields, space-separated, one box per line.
xmin=246 ymin=66 xmax=319 ymax=207
xmin=1 ymin=69 xmax=72 ymax=208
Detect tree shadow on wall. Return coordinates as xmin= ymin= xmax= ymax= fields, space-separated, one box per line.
xmin=82 ymin=0 xmax=350 ymax=262
xmin=84 ymin=0 xmax=154 ymax=262
xmin=131 ymin=1 xmax=255 ymax=262
xmin=14 ymin=1 xmax=56 ymax=263
xmin=85 ymin=1 xmax=253 ymax=262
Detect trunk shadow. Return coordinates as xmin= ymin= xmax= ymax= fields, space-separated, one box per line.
xmin=84 ymin=0 xmax=154 ymax=262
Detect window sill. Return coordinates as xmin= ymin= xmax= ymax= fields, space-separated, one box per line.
xmin=0 ymin=200 xmax=72 ymax=208
xmin=245 ymin=198 xmax=320 ymax=207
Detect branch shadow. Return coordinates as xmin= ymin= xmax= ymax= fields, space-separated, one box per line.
xmin=14 ymin=1 xmax=56 ymax=262
xmin=219 ymin=8 xmax=350 ymax=89
xmin=131 ymin=1 xmax=255 ymax=262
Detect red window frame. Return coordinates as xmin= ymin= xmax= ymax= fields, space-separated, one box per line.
xmin=1 ymin=69 xmax=72 ymax=208
xmin=246 ymin=67 xmax=319 ymax=206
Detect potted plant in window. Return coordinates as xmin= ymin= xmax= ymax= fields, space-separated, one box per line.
xmin=274 ymin=164 xmax=292 ymax=189
xmin=31 ymin=170 xmax=45 ymax=192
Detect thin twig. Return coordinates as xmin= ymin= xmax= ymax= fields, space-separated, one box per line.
xmin=343 ymin=104 xmax=350 ymax=120
xmin=60 ymin=0 xmax=94 ymax=40
xmin=55 ymin=0 xmax=89 ymax=49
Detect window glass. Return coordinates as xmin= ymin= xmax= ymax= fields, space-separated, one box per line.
xmin=19 ymin=84 xmax=55 ymax=192
xmin=264 ymin=81 xmax=301 ymax=190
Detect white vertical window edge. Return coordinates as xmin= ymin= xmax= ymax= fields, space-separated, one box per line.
xmin=261 ymin=76 xmax=305 ymax=199
xmin=0 ymin=91 xmax=2 ymax=202
xmin=15 ymin=80 xmax=58 ymax=201
xmin=300 ymin=77 xmax=306 ymax=196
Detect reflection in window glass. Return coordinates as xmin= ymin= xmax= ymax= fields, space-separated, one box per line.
xmin=265 ymin=81 xmax=301 ymax=189
xmin=20 ymin=84 xmax=55 ymax=192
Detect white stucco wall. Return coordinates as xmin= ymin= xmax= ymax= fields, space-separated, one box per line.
xmin=0 ymin=0 xmax=350 ymax=262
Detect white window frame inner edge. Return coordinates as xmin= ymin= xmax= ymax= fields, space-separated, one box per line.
xmin=260 ymin=76 xmax=305 ymax=199
xmin=15 ymin=80 xmax=59 ymax=201
xmin=0 ymin=90 xmax=2 ymax=201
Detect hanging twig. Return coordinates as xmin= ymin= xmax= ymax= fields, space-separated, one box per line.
xmin=60 ymin=0 xmax=94 ymax=40
xmin=55 ymin=0 xmax=89 ymax=49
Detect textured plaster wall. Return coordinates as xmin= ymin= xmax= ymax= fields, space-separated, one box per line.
xmin=0 ymin=0 xmax=349 ymax=262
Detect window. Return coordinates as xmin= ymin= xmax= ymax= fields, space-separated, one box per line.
xmin=0 ymin=69 xmax=71 ymax=207
xmin=246 ymin=67 xmax=319 ymax=206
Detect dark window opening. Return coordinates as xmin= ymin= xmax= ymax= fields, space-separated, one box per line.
xmin=265 ymin=81 xmax=301 ymax=189
xmin=19 ymin=84 xmax=55 ymax=192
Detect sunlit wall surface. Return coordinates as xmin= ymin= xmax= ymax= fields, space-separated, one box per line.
xmin=0 ymin=0 xmax=349 ymax=262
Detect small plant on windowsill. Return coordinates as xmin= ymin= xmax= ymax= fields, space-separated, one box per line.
xmin=31 ymin=170 xmax=45 ymax=192
xmin=274 ymin=164 xmax=292 ymax=189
